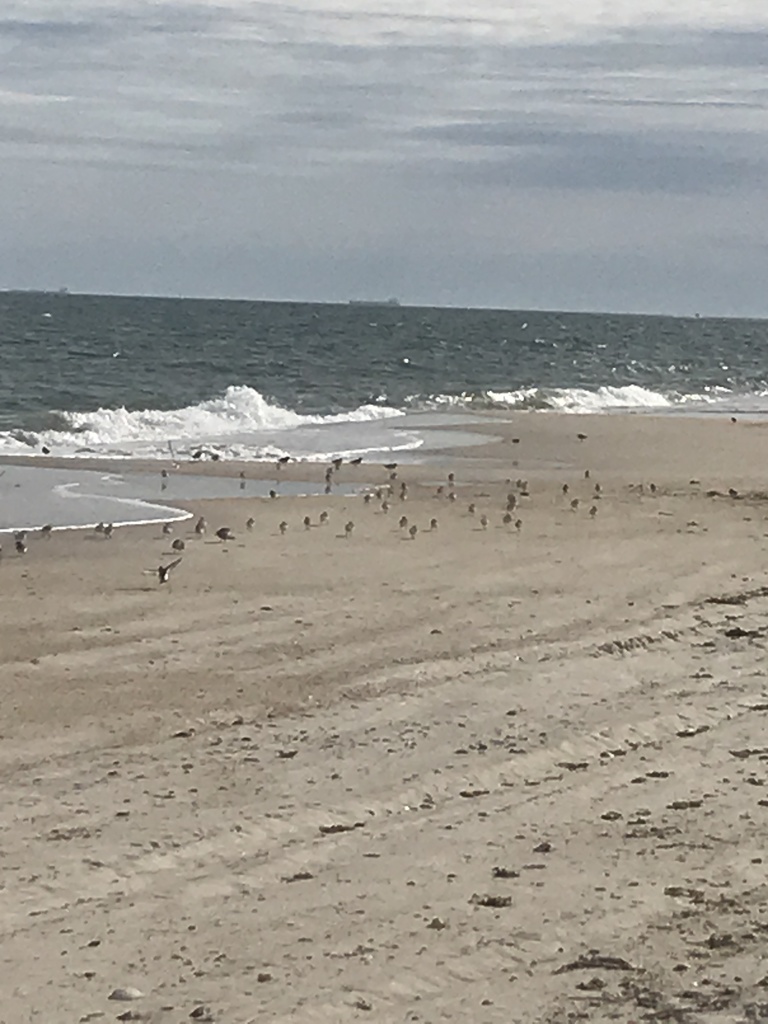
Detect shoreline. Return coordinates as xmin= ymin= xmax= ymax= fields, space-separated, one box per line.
xmin=3 ymin=411 xmax=768 ymax=1020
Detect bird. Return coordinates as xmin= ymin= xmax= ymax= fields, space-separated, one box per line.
xmin=104 ymin=523 xmax=114 ymax=540
xmin=269 ymin=489 xmax=278 ymax=499
xmin=158 ymin=557 xmax=182 ymax=584
xmin=408 ymin=524 xmax=418 ymax=540
xmin=332 ymin=457 xmax=343 ymax=470
xmin=448 ymin=491 xmax=457 ymax=502
xmin=277 ymin=455 xmax=291 ymax=467
xmin=14 ymin=530 xmax=27 ymax=542
xmin=570 ymin=498 xmax=579 ymax=511
xmin=246 ymin=517 xmax=255 ymax=531
xmin=344 ymin=521 xmax=354 ymax=538
xmin=515 ymin=518 xmax=522 ymax=532
xmin=384 ymin=463 xmax=397 ymax=470
xmin=430 ymin=518 xmax=438 ymax=531
xmin=303 ymin=515 xmax=312 ymax=530
xmin=350 ymin=456 xmax=363 ymax=465
xmin=577 ymin=433 xmax=587 ymax=441
xmin=506 ymin=494 xmax=517 ymax=511
xmin=319 ymin=511 xmax=329 ymax=525
xmin=162 ymin=522 xmax=173 ymax=535
xmin=94 ymin=522 xmax=105 ymax=535
xmin=161 ymin=468 xmax=169 ymax=479
xmin=279 ymin=521 xmax=288 ymax=535
xmin=215 ymin=526 xmax=234 ymax=541
xmin=381 ymin=501 xmax=390 ymax=514
xmin=15 ymin=538 xmax=27 ymax=555
xmin=436 ymin=485 xmax=444 ymax=497
xmin=40 ymin=524 xmax=52 ymax=539
xmin=399 ymin=515 xmax=408 ymax=529
xmin=172 ymin=538 xmax=185 ymax=551
xmin=468 ymin=503 xmax=476 ymax=515
xmin=562 ymin=484 xmax=569 ymax=495
xmin=389 ymin=471 xmax=397 ymax=481
xmin=649 ymin=483 xmax=657 ymax=494
xmin=324 ymin=483 xmax=332 ymax=495
xmin=479 ymin=514 xmax=489 ymax=530
xmin=589 ymin=505 xmax=598 ymax=518
xmin=447 ymin=472 xmax=455 ymax=484
xmin=324 ymin=467 xmax=333 ymax=483
xmin=594 ymin=483 xmax=601 ymax=495
xmin=399 ymin=482 xmax=408 ymax=500
xmin=194 ymin=516 xmax=206 ymax=536
xmin=728 ymin=487 xmax=739 ymax=498
xmin=511 ymin=437 xmax=520 ymax=444
xmin=503 ymin=512 xmax=513 ymax=525
xmin=363 ymin=493 xmax=372 ymax=504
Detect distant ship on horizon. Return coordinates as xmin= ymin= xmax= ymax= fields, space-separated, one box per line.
xmin=348 ymin=297 xmax=401 ymax=307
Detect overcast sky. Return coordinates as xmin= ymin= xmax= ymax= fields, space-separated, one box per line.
xmin=1 ymin=0 xmax=767 ymax=315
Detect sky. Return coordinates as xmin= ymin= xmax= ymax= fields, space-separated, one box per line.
xmin=1 ymin=0 xmax=767 ymax=316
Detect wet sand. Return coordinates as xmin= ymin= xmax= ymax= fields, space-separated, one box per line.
xmin=3 ymin=413 xmax=768 ymax=1022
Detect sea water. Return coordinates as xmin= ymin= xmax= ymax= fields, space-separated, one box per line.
xmin=0 ymin=292 xmax=766 ymax=527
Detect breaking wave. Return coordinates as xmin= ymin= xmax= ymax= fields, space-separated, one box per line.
xmin=0 ymin=385 xmax=405 ymax=460
xmin=408 ymin=384 xmax=749 ymax=414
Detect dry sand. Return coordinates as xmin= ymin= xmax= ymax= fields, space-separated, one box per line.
xmin=3 ymin=413 xmax=768 ymax=1022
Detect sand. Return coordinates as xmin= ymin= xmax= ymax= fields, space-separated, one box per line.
xmin=3 ymin=412 xmax=768 ymax=1022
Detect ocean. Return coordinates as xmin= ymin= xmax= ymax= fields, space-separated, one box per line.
xmin=2 ymin=292 xmax=767 ymax=466
xmin=1 ymin=291 xmax=766 ymax=530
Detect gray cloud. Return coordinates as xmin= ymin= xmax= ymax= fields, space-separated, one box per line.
xmin=1 ymin=2 xmax=768 ymax=313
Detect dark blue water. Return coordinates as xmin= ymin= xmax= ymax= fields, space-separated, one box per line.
xmin=0 ymin=291 xmax=767 ymax=461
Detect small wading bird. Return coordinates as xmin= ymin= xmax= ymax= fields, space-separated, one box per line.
xmin=430 ymin=518 xmax=438 ymax=531
xmin=399 ymin=515 xmax=408 ymax=530
xmin=215 ymin=526 xmax=234 ymax=541
xmin=503 ymin=512 xmax=513 ymax=526
xmin=194 ymin=516 xmax=206 ymax=536
xmin=172 ymin=538 xmax=185 ymax=551
xmin=589 ymin=505 xmax=598 ymax=518
xmin=479 ymin=514 xmax=489 ymax=530
xmin=15 ymin=538 xmax=27 ymax=555
xmin=408 ymin=524 xmax=418 ymax=540
xmin=158 ymin=557 xmax=182 ymax=584
xmin=350 ymin=456 xmax=363 ymax=465
xmin=162 ymin=522 xmax=173 ymax=535
xmin=303 ymin=515 xmax=312 ymax=530
xmin=363 ymin=493 xmax=372 ymax=504
xmin=279 ymin=521 xmax=288 ymax=535
xmin=344 ymin=521 xmax=354 ymax=538
xmin=246 ymin=517 xmax=255 ymax=531
xmin=40 ymin=524 xmax=52 ymax=539
xmin=332 ymin=457 xmax=343 ymax=470
xmin=104 ymin=523 xmax=114 ymax=540
xmin=319 ymin=511 xmax=329 ymax=525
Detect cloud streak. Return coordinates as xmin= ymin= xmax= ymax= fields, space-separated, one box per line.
xmin=1 ymin=0 xmax=768 ymax=313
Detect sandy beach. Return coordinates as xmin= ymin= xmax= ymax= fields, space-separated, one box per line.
xmin=3 ymin=412 xmax=768 ymax=1023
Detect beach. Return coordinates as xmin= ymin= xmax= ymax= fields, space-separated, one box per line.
xmin=3 ymin=412 xmax=768 ymax=1022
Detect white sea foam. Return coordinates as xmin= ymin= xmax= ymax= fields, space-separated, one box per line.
xmin=0 ymin=385 xmax=408 ymax=461
xmin=411 ymin=384 xmax=747 ymax=414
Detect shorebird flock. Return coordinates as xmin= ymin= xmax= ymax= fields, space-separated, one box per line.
xmin=0 ymin=436 xmax=677 ymax=585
